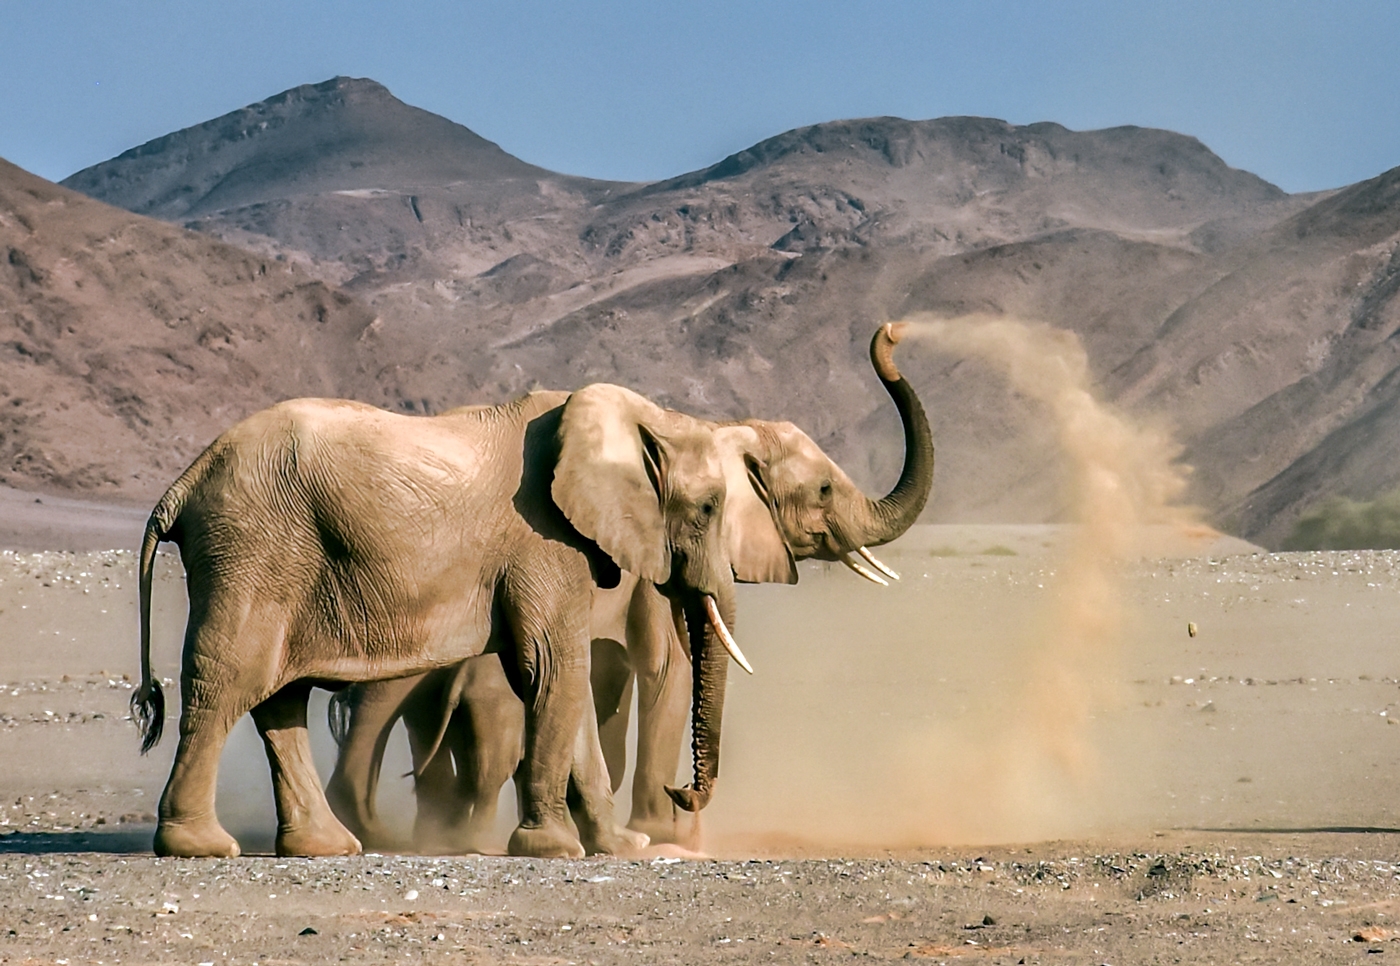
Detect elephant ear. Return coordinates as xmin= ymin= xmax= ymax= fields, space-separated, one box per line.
xmin=715 ymin=425 xmax=798 ymax=585
xmin=553 ymin=384 xmax=671 ymax=585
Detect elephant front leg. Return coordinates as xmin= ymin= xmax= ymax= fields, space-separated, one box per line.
xmin=627 ymin=585 xmax=701 ymax=848
xmin=591 ymin=638 xmax=634 ymax=792
xmin=443 ymin=654 xmax=526 ymax=854
xmin=252 ymin=682 xmax=362 ymax=857
xmin=407 ymin=721 xmax=462 ymax=852
xmin=505 ymin=586 xmax=590 ymax=859
xmin=568 ymin=682 xmax=648 ymax=856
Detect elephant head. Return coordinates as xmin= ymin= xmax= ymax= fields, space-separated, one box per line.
xmin=552 ymin=383 xmax=745 ymax=812
xmin=718 ymin=323 xmax=933 ymax=585
xmin=633 ymin=324 xmax=933 ymax=815
xmin=555 ymin=322 xmax=934 ymax=818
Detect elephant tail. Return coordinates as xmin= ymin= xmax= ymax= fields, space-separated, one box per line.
xmin=409 ymin=660 xmax=473 ymax=780
xmin=132 ymin=511 xmax=168 ymax=754
xmin=327 ymin=688 xmax=353 ymax=747
xmin=131 ymin=444 xmax=216 ymax=754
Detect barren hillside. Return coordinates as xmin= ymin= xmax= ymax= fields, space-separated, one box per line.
xmin=18 ymin=77 xmax=1398 ymax=543
xmin=0 ymin=157 xmax=376 ymax=501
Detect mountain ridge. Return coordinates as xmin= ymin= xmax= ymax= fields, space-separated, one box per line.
xmin=7 ymin=78 xmax=1396 ymax=546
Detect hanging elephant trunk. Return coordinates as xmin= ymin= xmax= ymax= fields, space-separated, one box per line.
xmin=665 ymin=584 xmax=737 ymax=812
xmin=855 ymin=322 xmax=935 ymax=549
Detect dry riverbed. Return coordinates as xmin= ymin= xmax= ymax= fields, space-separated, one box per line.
xmin=4 ymin=525 xmax=1400 ymax=963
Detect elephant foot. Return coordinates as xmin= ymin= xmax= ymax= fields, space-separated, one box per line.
xmin=415 ymin=835 xmax=498 ymax=857
xmin=628 ymin=811 xmax=701 ymax=851
xmin=353 ymin=819 xmax=405 ymax=853
xmin=581 ymin=824 xmax=649 ymax=857
xmin=507 ymin=821 xmax=585 ymax=859
xmin=275 ymin=819 xmax=362 ymax=858
xmin=325 ymin=784 xmax=391 ymax=848
xmin=414 ymin=822 xmax=497 ymax=856
xmin=154 ymin=818 xmax=242 ymax=858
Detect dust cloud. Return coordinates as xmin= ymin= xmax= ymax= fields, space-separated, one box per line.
xmin=706 ymin=315 xmax=1204 ymax=851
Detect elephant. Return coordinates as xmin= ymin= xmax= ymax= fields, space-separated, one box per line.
xmin=322 ymin=322 xmax=934 ymax=848
xmin=322 ymin=571 xmax=679 ymax=854
xmin=131 ymin=382 xmax=747 ymax=859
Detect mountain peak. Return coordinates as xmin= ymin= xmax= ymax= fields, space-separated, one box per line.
xmin=61 ymin=77 xmax=551 ymax=219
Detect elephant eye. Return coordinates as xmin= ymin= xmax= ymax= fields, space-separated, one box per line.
xmin=701 ymin=501 xmax=715 ymax=517
xmin=819 ymin=481 xmax=833 ymax=499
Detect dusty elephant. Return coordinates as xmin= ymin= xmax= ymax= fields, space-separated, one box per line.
xmin=132 ymin=383 xmax=742 ymax=859
xmin=325 ymin=653 xmax=531 ymax=854
xmin=322 ymin=572 xmax=680 ymax=853
xmin=324 ymin=323 xmax=933 ymax=847
xmin=606 ymin=321 xmax=934 ymax=820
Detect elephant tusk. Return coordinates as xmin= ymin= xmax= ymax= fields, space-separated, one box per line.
xmin=704 ymin=595 xmax=754 ymax=675
xmin=841 ymin=553 xmax=890 ymax=586
xmin=857 ymin=546 xmax=900 ymax=581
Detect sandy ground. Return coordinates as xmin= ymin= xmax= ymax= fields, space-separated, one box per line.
xmin=4 ymin=496 xmax=1400 ymax=962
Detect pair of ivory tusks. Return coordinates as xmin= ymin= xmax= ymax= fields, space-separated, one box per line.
xmin=841 ymin=546 xmax=901 ymax=586
xmin=704 ymin=595 xmax=754 ymax=675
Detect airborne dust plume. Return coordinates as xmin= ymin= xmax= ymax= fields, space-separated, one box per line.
xmin=707 ymin=315 xmax=1203 ymax=850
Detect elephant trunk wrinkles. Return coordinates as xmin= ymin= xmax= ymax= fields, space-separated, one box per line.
xmin=859 ymin=323 xmax=934 ymax=548
xmin=666 ymin=589 xmax=735 ymax=812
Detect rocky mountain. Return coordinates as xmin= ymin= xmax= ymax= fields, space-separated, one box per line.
xmin=60 ymin=77 xmax=573 ymax=220
xmin=0 ymin=157 xmax=376 ymax=499
xmin=15 ymin=77 xmax=1400 ymax=545
xmin=1145 ymin=167 xmax=1400 ymax=546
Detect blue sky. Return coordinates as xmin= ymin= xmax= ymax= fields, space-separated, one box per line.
xmin=2 ymin=0 xmax=1397 ymax=193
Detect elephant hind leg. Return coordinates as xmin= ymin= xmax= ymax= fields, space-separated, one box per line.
xmin=326 ymin=673 xmax=431 ymax=851
xmin=154 ymin=675 xmax=247 ymax=858
xmin=591 ymin=637 xmax=633 ymax=794
xmin=448 ymin=655 xmax=526 ymax=854
xmin=155 ymin=601 xmax=288 ymax=858
xmin=252 ymin=681 xmax=361 ymax=857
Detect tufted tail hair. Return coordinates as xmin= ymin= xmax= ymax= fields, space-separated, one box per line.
xmin=132 ymin=513 xmax=168 ymax=754
xmin=327 ymin=688 xmax=354 ymax=747
xmin=131 ymin=440 xmax=221 ymax=754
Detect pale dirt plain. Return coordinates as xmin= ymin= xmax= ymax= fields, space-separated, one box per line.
xmin=5 ymin=498 xmax=1400 ymax=964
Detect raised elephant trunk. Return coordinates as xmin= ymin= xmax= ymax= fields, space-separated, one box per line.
xmin=665 ymin=587 xmax=737 ymax=812
xmin=858 ymin=322 xmax=935 ymax=548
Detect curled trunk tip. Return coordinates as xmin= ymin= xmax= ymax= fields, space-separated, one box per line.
xmin=861 ymin=323 xmax=934 ymax=547
xmin=871 ymin=322 xmax=910 ymax=383
xmin=665 ymin=784 xmax=708 ymax=812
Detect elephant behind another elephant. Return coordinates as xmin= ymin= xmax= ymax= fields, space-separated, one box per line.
xmin=325 ymin=572 xmax=686 ymax=853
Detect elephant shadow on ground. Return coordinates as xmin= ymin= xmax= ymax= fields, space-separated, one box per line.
xmin=0 ymin=827 xmax=156 ymax=855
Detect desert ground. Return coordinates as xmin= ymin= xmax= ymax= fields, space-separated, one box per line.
xmin=4 ymin=496 xmax=1400 ymax=963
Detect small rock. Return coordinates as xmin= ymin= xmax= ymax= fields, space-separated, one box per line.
xmin=299 ymin=926 xmax=318 ymax=936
